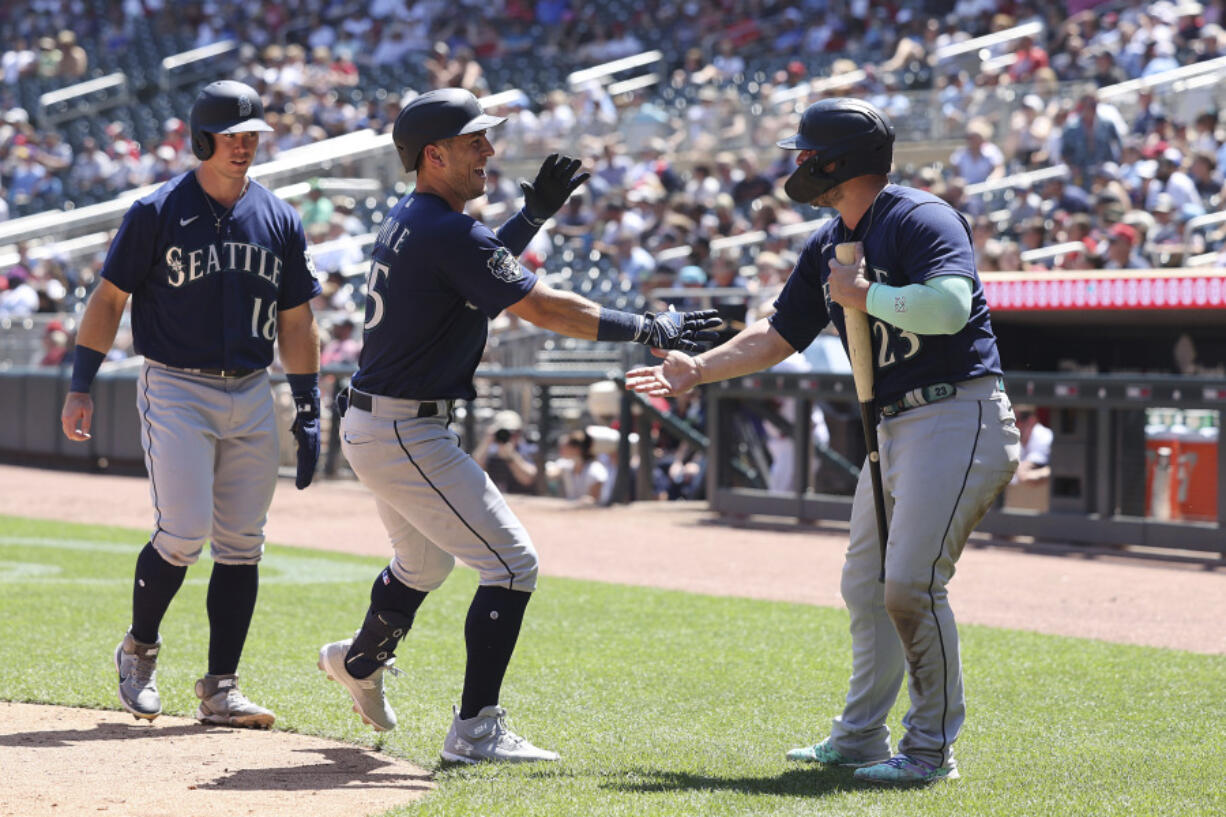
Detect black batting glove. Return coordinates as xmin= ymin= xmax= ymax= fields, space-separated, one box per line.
xmin=635 ymin=308 xmax=723 ymax=352
xmin=520 ymin=153 xmax=590 ymax=224
xmin=290 ymin=386 xmax=321 ymax=489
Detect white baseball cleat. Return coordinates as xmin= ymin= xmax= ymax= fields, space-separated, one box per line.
xmin=317 ymin=639 xmax=398 ymax=732
xmin=441 ymin=705 xmax=559 ymax=764
xmin=114 ymin=631 xmax=161 ymax=721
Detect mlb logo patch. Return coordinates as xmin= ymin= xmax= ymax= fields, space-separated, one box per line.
xmin=486 ymin=247 xmax=523 ymax=283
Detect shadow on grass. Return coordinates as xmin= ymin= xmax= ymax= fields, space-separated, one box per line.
xmin=603 ymin=766 xmax=880 ymax=797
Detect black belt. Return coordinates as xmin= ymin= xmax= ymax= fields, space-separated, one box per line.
xmin=181 ymin=366 xmax=259 ymax=378
xmin=346 ymin=388 xmax=448 ymax=418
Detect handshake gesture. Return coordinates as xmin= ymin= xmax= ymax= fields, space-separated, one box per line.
xmin=634 ymin=307 xmax=722 ymax=353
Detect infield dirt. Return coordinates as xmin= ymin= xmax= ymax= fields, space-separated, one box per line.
xmin=2 ymin=464 xmax=1223 ymax=816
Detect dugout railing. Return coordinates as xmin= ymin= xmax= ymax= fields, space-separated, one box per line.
xmin=703 ymin=371 xmax=1224 ymax=556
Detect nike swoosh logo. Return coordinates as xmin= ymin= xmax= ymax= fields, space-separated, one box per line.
xmin=180 ymin=216 xmax=199 ymax=226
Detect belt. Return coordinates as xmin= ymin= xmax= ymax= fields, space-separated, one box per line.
xmin=346 ymin=388 xmax=451 ymax=418
xmin=176 ymin=366 xmax=259 ymax=378
xmin=879 ymin=382 xmax=957 ymax=417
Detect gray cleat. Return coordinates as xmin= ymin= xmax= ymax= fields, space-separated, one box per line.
xmin=194 ymin=674 xmax=276 ymax=728
xmin=441 ymin=705 xmax=559 ymax=764
xmin=317 ymin=639 xmax=398 ymax=732
xmin=114 ymin=631 xmax=161 ymax=721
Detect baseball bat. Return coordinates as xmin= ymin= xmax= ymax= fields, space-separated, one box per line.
xmin=836 ymin=242 xmax=888 ymax=583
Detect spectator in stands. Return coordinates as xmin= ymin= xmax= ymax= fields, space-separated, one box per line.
xmin=652 ymin=390 xmax=706 ymax=501
xmin=299 ymin=178 xmax=334 ymax=228
xmin=1145 ymin=147 xmax=1204 ymax=215
xmin=473 ymin=410 xmax=539 ymax=495
xmin=949 ymin=118 xmax=1005 ymax=186
xmin=1189 ymin=149 xmax=1221 ymax=205
xmin=320 ymin=315 xmax=361 ymax=368
xmin=481 ymin=165 xmax=519 ymax=205
xmin=67 ymin=137 xmax=114 ymax=196
xmin=1003 ymin=405 xmax=1052 ymax=512
xmin=731 ymin=151 xmax=773 ymax=211
xmin=1102 ymin=222 xmax=1146 ymax=269
xmin=1060 ymin=92 xmax=1123 ymax=188
xmin=547 ymin=428 xmax=609 ymax=503
xmin=1142 ymin=39 xmax=1180 ymax=77
xmin=0 ymin=269 xmax=38 ymax=317
xmin=711 ymin=37 xmax=746 ymax=82
xmin=1002 ymin=94 xmax=1051 ymax=169
xmin=56 ymin=30 xmax=87 ymax=79
xmin=372 ymin=24 xmax=416 ymax=68
xmin=603 ymin=228 xmax=655 ymax=287
xmin=36 ymin=36 xmax=62 ymax=78
xmin=1040 ymin=174 xmax=1092 ymax=217
xmin=2 ymin=38 xmax=37 ymax=85
xmin=37 ymin=320 xmax=72 ymax=366
xmin=1008 ymin=33 xmax=1050 ymax=82
xmin=1089 ymin=47 xmax=1126 ymax=86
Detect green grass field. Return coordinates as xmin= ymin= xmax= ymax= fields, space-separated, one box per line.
xmin=2 ymin=513 xmax=1224 ymax=817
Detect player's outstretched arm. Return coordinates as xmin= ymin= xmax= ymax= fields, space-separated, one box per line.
xmin=625 ymin=317 xmax=795 ymax=398
xmin=507 ymin=279 xmax=721 ymax=352
xmin=61 ymin=279 xmax=129 ymax=441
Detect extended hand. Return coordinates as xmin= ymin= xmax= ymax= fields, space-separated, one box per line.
xmin=520 ymin=153 xmax=590 ymax=223
xmin=635 ymin=308 xmax=722 ymax=352
xmin=290 ymin=387 xmax=321 ymax=489
xmin=625 ymin=349 xmax=702 ymax=397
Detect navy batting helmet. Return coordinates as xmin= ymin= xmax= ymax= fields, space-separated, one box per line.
xmin=392 ymin=88 xmax=506 ymax=174
xmin=777 ymin=97 xmax=895 ymax=203
xmin=189 ymin=80 xmax=273 ymax=161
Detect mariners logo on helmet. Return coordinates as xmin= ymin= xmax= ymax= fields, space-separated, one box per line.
xmin=777 ymin=97 xmax=895 ymax=204
xmin=189 ymin=80 xmax=273 ymax=161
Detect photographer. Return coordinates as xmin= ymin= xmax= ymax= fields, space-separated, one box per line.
xmin=472 ymin=409 xmax=538 ymax=494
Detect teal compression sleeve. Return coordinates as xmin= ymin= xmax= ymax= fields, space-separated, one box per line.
xmin=864 ymin=274 xmax=973 ymax=335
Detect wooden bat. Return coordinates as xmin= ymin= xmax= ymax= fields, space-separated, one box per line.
xmin=836 ymin=242 xmax=888 ymax=583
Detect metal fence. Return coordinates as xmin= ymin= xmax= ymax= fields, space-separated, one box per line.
xmin=704 ymin=370 xmax=1224 ymax=555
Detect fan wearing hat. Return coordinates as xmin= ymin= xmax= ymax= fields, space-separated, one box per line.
xmin=1103 ymin=222 xmax=1146 ymax=269
xmin=1144 ymin=146 xmax=1205 ymax=215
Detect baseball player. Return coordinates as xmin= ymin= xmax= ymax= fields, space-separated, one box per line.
xmin=60 ymin=80 xmax=323 ymax=728
xmin=316 ymin=88 xmax=719 ymax=763
xmin=626 ymin=98 xmax=1020 ymax=784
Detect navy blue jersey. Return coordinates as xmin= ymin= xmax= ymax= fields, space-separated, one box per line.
xmin=102 ymin=171 xmax=321 ymax=369
xmin=770 ymin=184 xmax=1002 ymax=405
xmin=350 ymin=193 xmax=538 ymax=400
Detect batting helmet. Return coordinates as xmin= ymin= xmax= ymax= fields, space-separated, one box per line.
xmin=777 ymin=97 xmax=895 ymax=203
xmin=189 ymin=80 xmax=273 ymax=161
xmin=392 ymin=88 xmax=506 ymax=174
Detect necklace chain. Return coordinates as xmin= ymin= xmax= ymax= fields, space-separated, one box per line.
xmin=842 ymin=190 xmax=881 ymax=246
xmin=201 ymin=177 xmax=249 ymax=232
